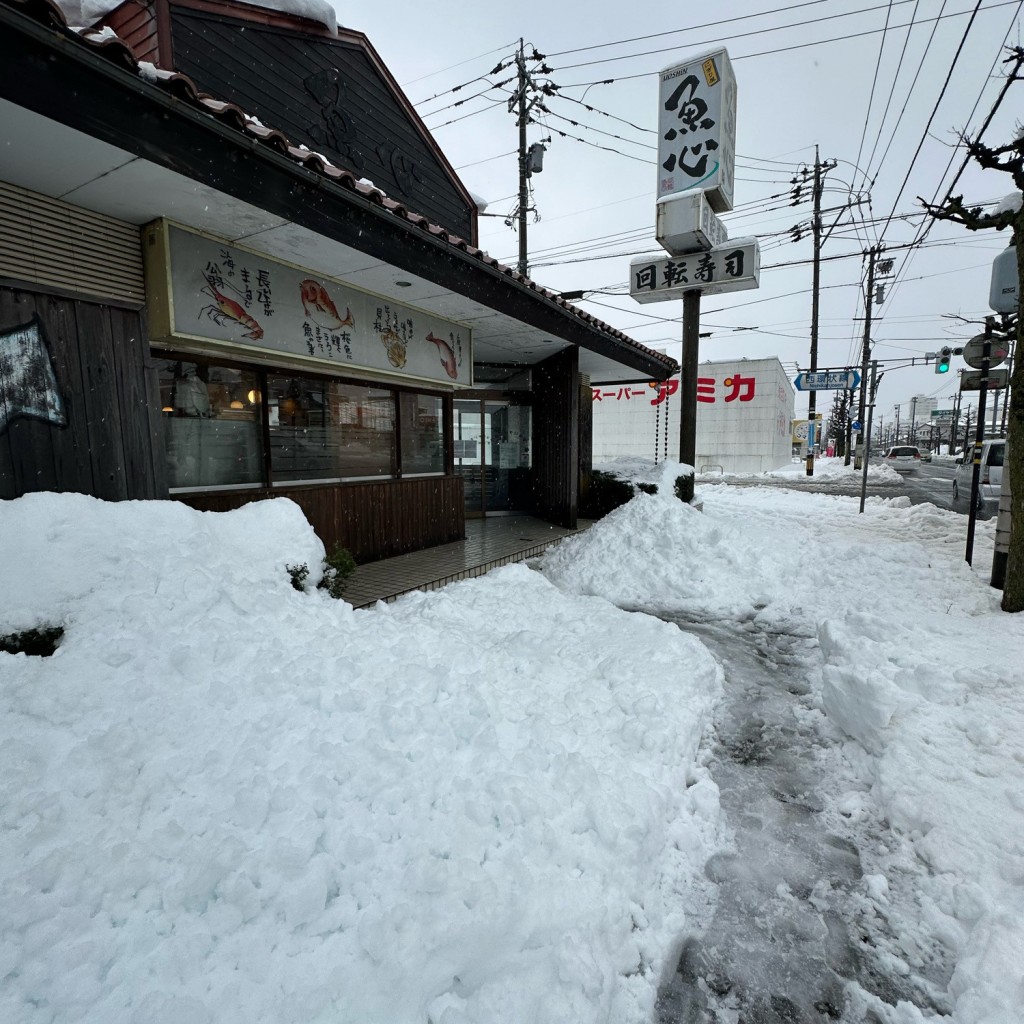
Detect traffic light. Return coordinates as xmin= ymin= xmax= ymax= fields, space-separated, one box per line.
xmin=935 ymin=346 xmax=952 ymax=374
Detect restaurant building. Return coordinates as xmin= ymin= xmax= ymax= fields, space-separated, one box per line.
xmin=0 ymin=0 xmax=676 ymax=563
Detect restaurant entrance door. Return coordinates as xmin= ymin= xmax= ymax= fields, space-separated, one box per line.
xmin=453 ymin=396 xmax=532 ymax=516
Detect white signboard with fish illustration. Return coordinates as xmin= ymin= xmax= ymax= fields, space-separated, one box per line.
xmin=143 ymin=220 xmax=472 ymax=387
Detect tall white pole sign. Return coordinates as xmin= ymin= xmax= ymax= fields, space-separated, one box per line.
xmin=657 ymin=49 xmax=737 ymax=213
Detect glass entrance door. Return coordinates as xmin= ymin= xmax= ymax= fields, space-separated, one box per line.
xmin=454 ymin=397 xmax=532 ymax=516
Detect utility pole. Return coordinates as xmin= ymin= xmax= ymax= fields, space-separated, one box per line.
xmin=855 ymin=246 xmax=878 ymax=470
xmin=806 ymin=148 xmax=826 ymax=476
xmin=515 ymin=39 xmax=529 ymax=277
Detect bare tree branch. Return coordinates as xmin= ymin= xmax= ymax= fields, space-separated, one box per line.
xmin=918 ymin=194 xmax=1018 ymax=232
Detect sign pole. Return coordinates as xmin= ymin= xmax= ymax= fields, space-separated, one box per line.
xmin=859 ymin=360 xmax=878 ymax=513
xmin=854 ymin=247 xmax=877 ymax=470
xmin=965 ymin=340 xmax=991 ymax=566
xmin=677 ymin=290 xmax=701 ymax=502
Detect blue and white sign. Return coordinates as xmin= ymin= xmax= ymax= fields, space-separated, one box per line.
xmin=794 ymin=370 xmax=861 ymax=391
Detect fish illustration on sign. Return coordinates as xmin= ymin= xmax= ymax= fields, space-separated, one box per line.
xmin=0 ymin=316 xmax=67 ymax=434
xmin=199 ymin=274 xmax=264 ymax=340
xmin=379 ymin=327 xmax=407 ymax=369
xmin=300 ymin=279 xmax=354 ymax=330
xmin=425 ymin=332 xmax=458 ymax=379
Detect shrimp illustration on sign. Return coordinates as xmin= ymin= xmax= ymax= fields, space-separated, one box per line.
xmin=300 ymin=279 xmax=354 ymax=330
xmin=199 ymin=274 xmax=263 ymax=340
xmin=425 ymin=332 xmax=459 ymax=379
xmin=379 ymin=327 xmax=408 ymax=369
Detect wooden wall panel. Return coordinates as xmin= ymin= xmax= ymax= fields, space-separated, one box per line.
xmin=0 ymin=286 xmax=156 ymax=502
xmin=579 ymin=379 xmax=593 ymax=479
xmin=43 ymin=293 xmax=94 ymax=496
xmin=180 ymin=475 xmax=464 ymax=564
xmin=110 ymin=305 xmax=164 ymax=498
xmin=74 ymin=301 xmax=129 ymax=501
xmin=531 ymin=347 xmax=579 ymax=528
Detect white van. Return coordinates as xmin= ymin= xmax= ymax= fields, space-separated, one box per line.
xmin=953 ymin=439 xmax=1005 ymax=511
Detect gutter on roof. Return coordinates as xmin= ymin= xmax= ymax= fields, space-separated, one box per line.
xmin=0 ymin=0 xmax=678 ymax=381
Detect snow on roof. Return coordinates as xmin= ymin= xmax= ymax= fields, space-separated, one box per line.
xmin=68 ymin=0 xmax=337 ymax=32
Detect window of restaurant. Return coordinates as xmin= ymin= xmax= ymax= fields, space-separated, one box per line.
xmin=157 ymin=359 xmax=264 ymax=491
xmin=156 ymin=356 xmax=447 ymax=491
xmin=268 ymin=375 xmax=395 ymax=483
xmin=399 ymin=393 xmax=444 ymax=475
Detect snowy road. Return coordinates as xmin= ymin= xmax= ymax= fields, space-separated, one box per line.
xmin=653 ymin=614 xmax=955 ymax=1024
xmin=697 ymin=462 xmax=961 ymax=514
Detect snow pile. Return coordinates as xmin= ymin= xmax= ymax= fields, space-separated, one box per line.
xmin=0 ymin=492 xmax=721 ymax=1024
xmin=544 ymin=482 xmax=990 ymax=624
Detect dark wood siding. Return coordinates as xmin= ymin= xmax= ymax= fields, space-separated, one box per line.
xmin=179 ymin=475 xmax=464 ymax=564
xmin=167 ymin=9 xmax=476 ymax=240
xmin=0 ymin=286 xmax=164 ymax=501
xmin=531 ymin=347 xmax=579 ymax=528
xmin=579 ymin=379 xmax=593 ymax=479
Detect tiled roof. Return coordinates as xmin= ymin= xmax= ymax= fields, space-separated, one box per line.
xmin=7 ymin=0 xmax=677 ymax=374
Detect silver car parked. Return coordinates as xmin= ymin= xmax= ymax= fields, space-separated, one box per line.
xmin=953 ymin=439 xmax=1005 ymax=511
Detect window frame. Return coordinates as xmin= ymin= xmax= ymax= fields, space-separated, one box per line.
xmin=154 ymin=349 xmax=451 ymax=493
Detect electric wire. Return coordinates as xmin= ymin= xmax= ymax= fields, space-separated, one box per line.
xmin=867 ymin=0 xmax=1019 ymax=321
xmin=553 ymin=0 xmax=920 ymax=69
xmin=852 ymin=0 xmax=898 ymax=194
xmin=876 ymin=0 xmax=981 ymax=241
xmin=401 ymin=40 xmax=519 ymax=88
xmin=557 ymin=2 xmax=1019 ymax=87
xmin=860 ymin=0 xmax=929 ymax=188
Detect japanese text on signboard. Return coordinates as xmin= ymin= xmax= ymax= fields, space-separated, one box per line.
xmin=630 ymin=239 xmax=759 ymax=302
xmin=591 ymin=376 xmax=756 ymax=405
xmin=657 ymin=49 xmax=736 ymax=211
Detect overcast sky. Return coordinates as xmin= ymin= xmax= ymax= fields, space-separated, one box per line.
xmin=336 ymin=0 xmax=1022 ymax=427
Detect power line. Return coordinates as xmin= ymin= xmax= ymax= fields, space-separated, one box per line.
xmin=557 ymin=2 xmax=1019 ymax=87
xmin=548 ymin=0 xmax=916 ymax=61
xmin=555 ymin=0 xmax=956 ymax=71
xmin=859 ymin=0 xmax=929 ymax=188
xmin=402 ymin=40 xmax=519 ymax=88
xmin=851 ymin=0 xmax=899 ymax=194
xmin=877 ymin=0 xmax=983 ymax=240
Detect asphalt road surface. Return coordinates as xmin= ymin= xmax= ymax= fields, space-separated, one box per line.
xmin=701 ymin=460 xmax=989 ymax=518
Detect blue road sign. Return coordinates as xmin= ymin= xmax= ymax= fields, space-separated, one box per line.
xmin=794 ymin=370 xmax=861 ymax=391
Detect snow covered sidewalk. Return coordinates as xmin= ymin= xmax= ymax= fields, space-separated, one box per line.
xmin=542 ymin=468 xmax=1024 ymax=1023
